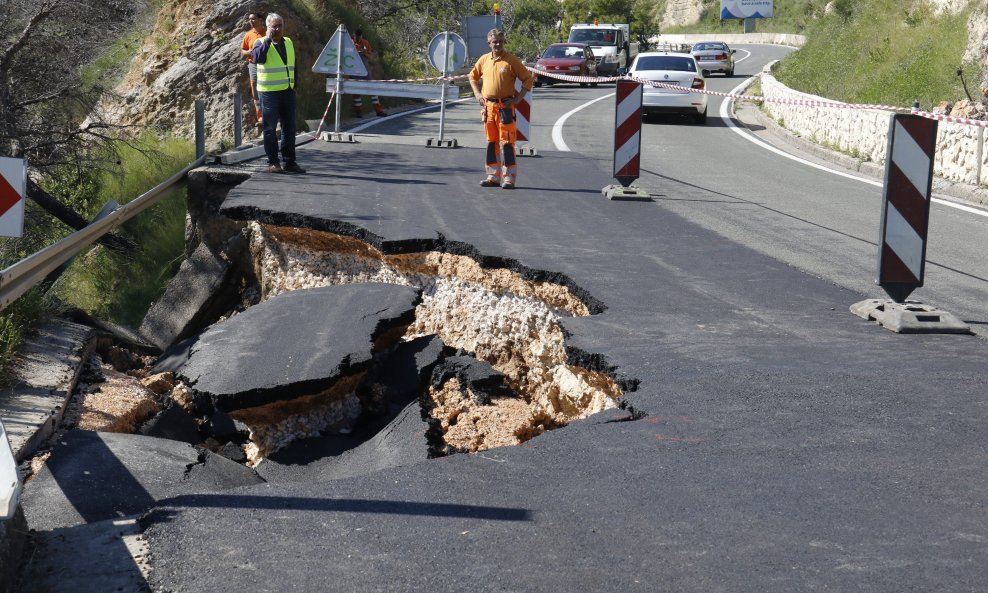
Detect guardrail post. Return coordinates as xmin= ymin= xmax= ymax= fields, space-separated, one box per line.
xmin=233 ymin=93 xmax=243 ymax=149
xmin=195 ymin=100 xmax=205 ymax=159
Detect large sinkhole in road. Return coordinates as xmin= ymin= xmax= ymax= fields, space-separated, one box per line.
xmin=245 ymin=222 xmax=623 ymax=459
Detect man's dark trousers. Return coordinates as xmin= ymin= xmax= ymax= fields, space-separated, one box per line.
xmin=260 ymin=88 xmax=297 ymax=165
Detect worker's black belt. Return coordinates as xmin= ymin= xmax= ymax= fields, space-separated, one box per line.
xmin=485 ymin=97 xmax=513 ymax=102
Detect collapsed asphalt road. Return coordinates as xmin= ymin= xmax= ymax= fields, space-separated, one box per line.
xmin=14 ymin=137 xmax=988 ymax=592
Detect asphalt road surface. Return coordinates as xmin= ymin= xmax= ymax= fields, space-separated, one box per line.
xmin=357 ymin=43 xmax=988 ymax=335
xmin=19 ymin=44 xmax=988 ymax=592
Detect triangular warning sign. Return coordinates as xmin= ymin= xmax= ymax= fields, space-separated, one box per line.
xmin=312 ymin=25 xmax=368 ymax=76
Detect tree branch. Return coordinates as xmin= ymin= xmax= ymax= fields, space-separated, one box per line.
xmin=0 ymin=1 xmax=56 ymax=72
xmin=27 ymin=179 xmax=138 ymax=253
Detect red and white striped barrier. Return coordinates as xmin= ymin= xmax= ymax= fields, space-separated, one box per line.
xmin=514 ymin=78 xmax=532 ymax=150
xmin=602 ymin=80 xmax=649 ymax=200
xmin=877 ymin=114 xmax=938 ymax=302
xmin=613 ymin=80 xmax=642 ymax=186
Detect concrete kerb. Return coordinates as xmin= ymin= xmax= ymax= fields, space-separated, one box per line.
xmin=0 ymin=318 xmax=96 ymax=591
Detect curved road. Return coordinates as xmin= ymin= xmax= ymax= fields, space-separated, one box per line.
xmin=359 ymin=43 xmax=988 ymax=334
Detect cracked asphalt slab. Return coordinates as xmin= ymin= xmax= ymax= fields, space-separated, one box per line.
xmin=134 ymin=139 xmax=988 ymax=592
xmin=155 ymin=284 xmax=421 ymax=412
xmin=20 ymin=430 xmax=263 ymax=532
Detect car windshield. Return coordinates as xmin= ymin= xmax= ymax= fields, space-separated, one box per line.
xmin=693 ymin=43 xmax=726 ymax=52
xmin=569 ymin=30 xmax=618 ymax=46
xmin=543 ymin=46 xmax=584 ymax=59
xmin=635 ymin=56 xmax=696 ymax=72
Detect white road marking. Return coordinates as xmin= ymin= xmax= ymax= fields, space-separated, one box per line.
xmin=718 ymin=78 xmax=988 ymax=218
xmin=552 ymin=93 xmax=614 ymax=151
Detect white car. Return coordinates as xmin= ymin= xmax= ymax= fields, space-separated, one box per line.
xmin=628 ymin=52 xmax=708 ymax=125
xmin=691 ymin=41 xmax=736 ymax=77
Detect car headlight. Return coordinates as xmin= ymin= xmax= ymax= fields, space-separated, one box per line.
xmin=568 ymin=65 xmax=580 ymax=71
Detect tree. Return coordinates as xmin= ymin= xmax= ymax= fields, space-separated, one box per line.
xmin=503 ymin=0 xmax=563 ymax=60
xmin=0 ymin=0 xmax=140 ymax=253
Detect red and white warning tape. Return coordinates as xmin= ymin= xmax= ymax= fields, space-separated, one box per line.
xmin=527 ymin=67 xmax=987 ymax=128
xmin=375 ymin=73 xmax=471 ymax=84
xmin=319 ymin=67 xmax=988 ymax=130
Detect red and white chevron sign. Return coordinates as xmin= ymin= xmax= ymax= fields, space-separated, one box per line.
xmin=0 ymin=157 xmax=25 ymax=238
xmin=514 ymin=78 xmax=531 ymax=144
xmin=613 ymin=80 xmax=643 ymax=187
xmin=877 ymin=114 xmax=938 ymax=302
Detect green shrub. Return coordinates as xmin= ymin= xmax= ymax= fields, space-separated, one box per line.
xmin=0 ymin=287 xmax=55 ymax=386
xmin=53 ymin=135 xmax=194 ymax=327
xmin=775 ymin=0 xmax=972 ymax=109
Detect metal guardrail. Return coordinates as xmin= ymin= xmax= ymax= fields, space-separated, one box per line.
xmin=0 ymin=155 xmax=206 ymax=312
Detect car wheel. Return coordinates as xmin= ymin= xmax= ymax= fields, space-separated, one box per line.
xmin=535 ymin=79 xmax=542 ymax=88
xmin=591 ymin=82 xmax=598 ymax=87
xmin=694 ymin=109 xmax=707 ymax=125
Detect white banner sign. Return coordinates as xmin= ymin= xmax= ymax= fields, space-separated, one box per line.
xmin=721 ymin=0 xmax=774 ymax=19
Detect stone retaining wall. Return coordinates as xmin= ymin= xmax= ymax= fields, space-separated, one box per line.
xmin=760 ymin=67 xmax=987 ymax=188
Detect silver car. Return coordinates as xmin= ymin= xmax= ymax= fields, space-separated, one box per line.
xmin=691 ymin=41 xmax=735 ymax=77
xmin=628 ymin=52 xmax=708 ymax=125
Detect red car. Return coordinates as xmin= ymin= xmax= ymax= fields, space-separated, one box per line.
xmin=534 ymin=43 xmax=598 ymax=88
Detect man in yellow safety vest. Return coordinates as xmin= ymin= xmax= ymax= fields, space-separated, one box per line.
xmin=251 ymin=13 xmax=305 ymax=174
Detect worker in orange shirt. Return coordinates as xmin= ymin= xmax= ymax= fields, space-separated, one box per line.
xmin=351 ymin=29 xmax=387 ymax=118
xmin=469 ymin=29 xmax=533 ymax=190
xmin=240 ymin=11 xmax=266 ymax=123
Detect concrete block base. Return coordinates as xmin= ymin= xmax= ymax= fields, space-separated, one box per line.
xmin=426 ymin=138 xmax=458 ymax=148
xmin=602 ymin=184 xmax=651 ymax=201
xmin=850 ymin=299 xmax=972 ymax=334
xmin=321 ymin=132 xmax=356 ymax=143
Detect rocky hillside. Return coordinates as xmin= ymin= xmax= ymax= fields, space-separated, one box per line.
xmin=661 ymin=0 xmax=704 ymax=29
xmin=101 ymin=0 xmax=336 ymax=147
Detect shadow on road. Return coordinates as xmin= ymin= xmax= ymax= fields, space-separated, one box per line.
xmin=148 ymin=494 xmax=532 ymax=522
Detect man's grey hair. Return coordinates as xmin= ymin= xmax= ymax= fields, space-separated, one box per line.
xmin=266 ymin=13 xmax=283 ymax=27
xmin=487 ymin=28 xmax=504 ymax=42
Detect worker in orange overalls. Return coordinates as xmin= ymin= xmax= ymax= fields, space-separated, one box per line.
xmin=240 ymin=11 xmax=266 ymax=124
xmin=351 ymin=29 xmax=387 ymax=118
xmin=469 ymin=29 xmax=533 ymax=189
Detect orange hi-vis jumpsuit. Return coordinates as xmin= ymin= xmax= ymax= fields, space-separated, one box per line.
xmin=470 ymin=51 xmax=533 ymax=185
xmin=352 ymin=36 xmax=386 ymax=116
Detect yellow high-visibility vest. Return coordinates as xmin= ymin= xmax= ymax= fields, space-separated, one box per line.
xmin=256 ymin=38 xmax=296 ymax=92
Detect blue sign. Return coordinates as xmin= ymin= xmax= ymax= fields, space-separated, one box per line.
xmin=721 ymin=0 xmax=774 ymax=19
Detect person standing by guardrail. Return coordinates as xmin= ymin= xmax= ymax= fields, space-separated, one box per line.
xmin=240 ymin=11 xmax=266 ymax=126
xmin=351 ymin=29 xmax=387 ymax=118
xmin=469 ymin=28 xmax=533 ymax=190
xmin=252 ymin=13 xmax=305 ymax=174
